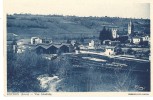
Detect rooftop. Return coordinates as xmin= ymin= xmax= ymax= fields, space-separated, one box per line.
xmin=35 ymin=43 xmax=70 ymax=49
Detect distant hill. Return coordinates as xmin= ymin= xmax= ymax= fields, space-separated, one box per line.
xmin=7 ymin=14 xmax=150 ymax=39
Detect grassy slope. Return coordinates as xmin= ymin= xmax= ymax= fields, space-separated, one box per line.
xmin=7 ymin=14 xmax=150 ymax=39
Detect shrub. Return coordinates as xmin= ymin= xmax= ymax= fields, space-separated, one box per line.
xmin=7 ymin=50 xmax=48 ymax=92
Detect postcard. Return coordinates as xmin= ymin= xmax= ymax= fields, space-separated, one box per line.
xmin=3 ymin=0 xmax=153 ymax=96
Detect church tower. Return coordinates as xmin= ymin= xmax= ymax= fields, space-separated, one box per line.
xmin=112 ymin=28 xmax=117 ymax=39
xmin=128 ymin=20 xmax=134 ymax=35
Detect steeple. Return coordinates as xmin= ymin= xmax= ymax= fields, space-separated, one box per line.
xmin=128 ymin=20 xmax=134 ymax=35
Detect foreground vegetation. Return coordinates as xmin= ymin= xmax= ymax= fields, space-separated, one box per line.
xmin=7 ymin=50 xmax=72 ymax=92
xmin=7 ymin=50 xmax=150 ymax=92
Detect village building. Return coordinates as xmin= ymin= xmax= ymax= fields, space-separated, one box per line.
xmin=7 ymin=40 xmax=17 ymax=54
xmin=59 ymin=44 xmax=70 ymax=53
xmin=31 ymin=37 xmax=52 ymax=44
xmin=92 ymin=39 xmax=101 ymax=46
xmin=104 ymin=46 xmax=116 ymax=56
xmin=88 ymin=40 xmax=95 ymax=49
xmin=141 ymin=35 xmax=150 ymax=42
xmin=70 ymin=40 xmax=77 ymax=46
xmin=103 ymin=40 xmax=120 ymax=46
xmin=112 ymin=28 xmax=119 ymax=39
xmin=42 ymin=38 xmax=52 ymax=44
xmin=107 ymin=26 xmax=120 ymax=40
xmin=16 ymin=39 xmax=31 ymax=53
xmin=103 ymin=40 xmax=111 ymax=45
xmin=16 ymin=37 xmax=77 ymax=54
xmin=84 ymin=38 xmax=100 ymax=45
xmin=79 ymin=45 xmax=88 ymax=50
xmin=83 ymin=38 xmax=92 ymax=45
xmin=125 ymin=20 xmax=150 ymax=45
xmin=35 ymin=43 xmax=71 ymax=54
xmin=69 ymin=40 xmax=80 ymax=52
xmin=35 ymin=45 xmax=47 ymax=54
xmin=7 ymin=33 xmax=18 ymax=54
xmin=31 ymin=37 xmax=43 ymax=44
xmin=17 ymin=44 xmax=36 ymax=53
xmin=132 ymin=36 xmax=142 ymax=44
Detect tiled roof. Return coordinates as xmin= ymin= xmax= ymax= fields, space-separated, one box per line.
xmin=53 ymin=45 xmax=61 ymax=48
xmin=35 ymin=43 xmax=70 ymax=50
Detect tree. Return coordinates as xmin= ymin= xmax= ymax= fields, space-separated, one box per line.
xmin=117 ymin=36 xmax=128 ymax=43
xmin=7 ymin=50 xmax=48 ymax=92
xmin=99 ymin=27 xmax=114 ymax=44
xmin=126 ymin=48 xmax=133 ymax=55
xmin=139 ymin=41 xmax=149 ymax=46
xmin=80 ymin=37 xmax=84 ymax=43
xmin=115 ymin=47 xmax=122 ymax=55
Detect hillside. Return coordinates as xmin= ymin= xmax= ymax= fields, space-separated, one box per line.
xmin=7 ymin=14 xmax=150 ymax=39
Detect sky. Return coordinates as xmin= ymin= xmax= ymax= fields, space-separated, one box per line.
xmin=5 ymin=0 xmax=150 ymax=19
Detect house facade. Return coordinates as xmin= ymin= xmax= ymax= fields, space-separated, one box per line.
xmin=31 ymin=37 xmax=43 ymax=44
xmin=141 ymin=35 xmax=150 ymax=42
xmin=7 ymin=33 xmax=18 ymax=54
xmin=132 ymin=37 xmax=142 ymax=44
xmin=88 ymin=40 xmax=95 ymax=49
xmin=7 ymin=40 xmax=17 ymax=53
xmin=104 ymin=46 xmax=116 ymax=56
xmin=17 ymin=39 xmax=31 ymax=53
